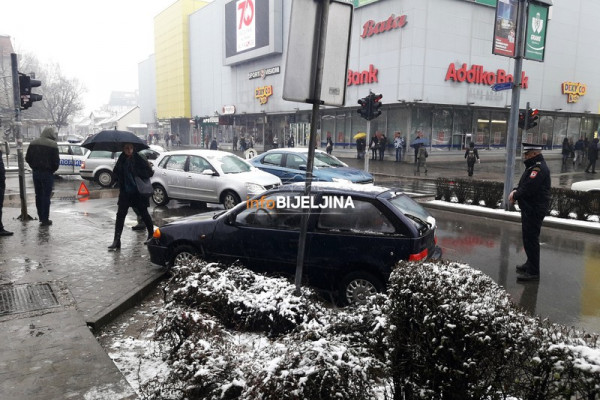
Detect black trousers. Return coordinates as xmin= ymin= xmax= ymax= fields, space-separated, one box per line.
xmin=115 ymin=192 xmax=153 ymax=237
xmin=521 ymin=209 xmax=545 ymax=275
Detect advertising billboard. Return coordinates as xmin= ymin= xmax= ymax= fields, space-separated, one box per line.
xmin=223 ymin=0 xmax=283 ymax=66
xmin=524 ymin=2 xmax=549 ymax=61
xmin=492 ymin=0 xmax=518 ymax=58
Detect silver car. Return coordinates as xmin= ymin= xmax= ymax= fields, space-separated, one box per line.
xmin=151 ymin=149 xmax=282 ymax=209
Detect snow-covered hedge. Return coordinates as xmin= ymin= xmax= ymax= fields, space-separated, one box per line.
xmin=141 ymin=260 xmax=600 ymax=399
xmin=387 ymin=260 xmax=600 ymax=399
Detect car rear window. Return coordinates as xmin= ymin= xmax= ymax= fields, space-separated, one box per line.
xmin=388 ymin=194 xmax=435 ymax=230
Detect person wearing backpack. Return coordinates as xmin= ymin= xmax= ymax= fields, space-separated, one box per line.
xmin=464 ymin=142 xmax=480 ymax=177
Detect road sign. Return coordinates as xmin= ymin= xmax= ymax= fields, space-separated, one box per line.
xmin=491 ymin=82 xmax=514 ymax=91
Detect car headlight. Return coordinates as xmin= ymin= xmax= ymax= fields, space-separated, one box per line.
xmin=331 ymin=178 xmax=352 ymax=184
xmin=246 ymin=183 xmax=265 ymax=193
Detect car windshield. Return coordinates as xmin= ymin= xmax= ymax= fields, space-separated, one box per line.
xmin=388 ymin=193 xmax=436 ymax=230
xmin=215 ymin=154 xmax=252 ymax=174
xmin=314 ymin=152 xmax=347 ymax=167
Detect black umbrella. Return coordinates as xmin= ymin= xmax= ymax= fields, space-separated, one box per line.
xmin=81 ymin=129 xmax=148 ymax=152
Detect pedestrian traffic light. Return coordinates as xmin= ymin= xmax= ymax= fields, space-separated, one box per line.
xmin=527 ymin=108 xmax=539 ymax=130
xmin=370 ymin=93 xmax=383 ymax=120
xmin=518 ymin=111 xmax=526 ymax=129
xmin=357 ymin=96 xmax=370 ymax=120
xmin=18 ymin=72 xmax=42 ymax=109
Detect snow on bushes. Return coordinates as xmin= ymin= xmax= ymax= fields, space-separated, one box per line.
xmin=139 ymin=259 xmax=599 ymax=399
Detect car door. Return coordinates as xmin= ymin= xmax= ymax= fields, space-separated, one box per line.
xmin=57 ymin=144 xmax=75 ymax=175
xmin=185 ymin=155 xmax=218 ymax=202
xmin=70 ymin=145 xmax=89 ymax=173
xmin=282 ymin=153 xmax=307 ymax=182
xmin=156 ymin=154 xmax=189 ymax=199
xmin=255 ymin=152 xmax=288 ymax=181
xmin=306 ymin=196 xmax=409 ymax=289
xmin=226 ymin=192 xmax=302 ymax=275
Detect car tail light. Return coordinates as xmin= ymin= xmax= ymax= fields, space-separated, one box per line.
xmin=81 ymin=161 xmax=86 ymax=169
xmin=152 ymin=228 xmax=161 ymax=239
xmin=409 ymin=248 xmax=428 ymax=261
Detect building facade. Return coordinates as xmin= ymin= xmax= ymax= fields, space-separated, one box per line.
xmin=144 ymin=0 xmax=600 ymax=152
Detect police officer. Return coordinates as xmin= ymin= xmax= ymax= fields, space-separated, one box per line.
xmin=508 ymin=143 xmax=551 ymax=281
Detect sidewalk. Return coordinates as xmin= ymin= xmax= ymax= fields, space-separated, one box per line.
xmin=0 ymin=197 xmax=166 ymax=399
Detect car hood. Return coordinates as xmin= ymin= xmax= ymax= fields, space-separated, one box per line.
xmin=159 ymin=212 xmax=220 ymax=239
xmin=221 ymin=169 xmax=281 ymax=186
xmin=315 ymin=166 xmax=373 ymax=182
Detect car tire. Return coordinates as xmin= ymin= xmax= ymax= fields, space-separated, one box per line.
xmin=221 ymin=190 xmax=241 ymax=210
xmin=96 ymin=170 xmax=114 ymax=187
xmin=339 ymin=271 xmax=383 ymax=306
xmin=171 ymin=244 xmax=198 ymax=267
xmin=152 ymin=184 xmax=170 ymax=206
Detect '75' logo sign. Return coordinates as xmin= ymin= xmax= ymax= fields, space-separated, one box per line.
xmin=236 ymin=0 xmax=256 ymax=52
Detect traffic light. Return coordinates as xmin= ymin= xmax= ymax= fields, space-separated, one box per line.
xmin=518 ymin=111 xmax=525 ymax=129
xmin=18 ymin=72 xmax=42 ymax=109
xmin=370 ymin=93 xmax=383 ymax=120
xmin=357 ymin=96 xmax=370 ymax=120
xmin=527 ymin=108 xmax=539 ymax=130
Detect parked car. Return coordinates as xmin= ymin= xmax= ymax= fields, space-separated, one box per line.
xmin=571 ymin=179 xmax=600 ymax=192
xmin=79 ymin=147 xmax=163 ymax=187
xmin=250 ymin=148 xmax=374 ymax=184
xmin=56 ymin=142 xmax=90 ymax=176
xmin=147 ymin=182 xmax=441 ymax=304
xmin=150 ymin=149 xmax=281 ymax=209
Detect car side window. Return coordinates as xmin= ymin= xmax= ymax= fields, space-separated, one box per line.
xmin=164 ymin=155 xmax=188 ymax=171
xmin=317 ymin=199 xmax=395 ymax=234
xmin=285 ymin=154 xmax=305 ymax=170
xmin=188 ymin=156 xmax=212 ymax=173
xmin=71 ymin=146 xmax=86 ymax=156
xmin=235 ymin=194 xmax=284 ymax=228
xmin=89 ymin=151 xmax=113 ymax=159
xmin=262 ymin=153 xmax=283 ymax=166
xmin=58 ymin=145 xmax=70 ymax=155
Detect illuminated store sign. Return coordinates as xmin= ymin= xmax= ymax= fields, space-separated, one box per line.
xmin=562 ymin=82 xmax=586 ymax=103
xmin=361 ymin=14 xmax=407 ymax=38
xmin=347 ymin=64 xmax=378 ymax=86
xmin=445 ymin=63 xmax=529 ymax=88
xmin=255 ymin=85 xmax=273 ymax=104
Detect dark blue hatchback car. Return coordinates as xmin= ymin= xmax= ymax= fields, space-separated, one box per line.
xmin=147 ymin=182 xmax=441 ymax=304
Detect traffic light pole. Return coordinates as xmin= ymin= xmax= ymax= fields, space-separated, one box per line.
xmin=501 ymin=0 xmax=527 ymax=211
xmin=363 ymin=120 xmax=371 ymax=173
xmin=10 ymin=53 xmax=32 ymax=221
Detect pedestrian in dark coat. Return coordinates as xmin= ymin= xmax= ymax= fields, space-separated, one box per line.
xmin=25 ymin=127 xmax=60 ymax=226
xmin=356 ymin=137 xmax=366 ymax=159
xmin=509 ymin=143 xmax=551 ymax=281
xmin=107 ymin=143 xmax=155 ymax=251
xmin=585 ymin=138 xmax=599 ymax=173
xmin=561 ymin=137 xmax=571 ymax=165
xmin=464 ymin=142 xmax=480 ymax=177
xmin=369 ymin=135 xmax=379 ymax=160
xmin=0 ymin=147 xmax=12 ymax=235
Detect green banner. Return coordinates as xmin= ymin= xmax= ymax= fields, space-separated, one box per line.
xmin=524 ymin=3 xmax=549 ymax=62
xmin=353 ymin=0 xmax=381 ymax=8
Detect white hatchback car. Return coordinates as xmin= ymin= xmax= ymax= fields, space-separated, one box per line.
xmin=151 ymin=149 xmax=282 ymax=209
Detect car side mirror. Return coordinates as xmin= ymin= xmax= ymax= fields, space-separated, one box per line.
xmin=299 ymin=164 xmax=307 ymax=170
xmin=202 ymin=169 xmax=216 ymax=176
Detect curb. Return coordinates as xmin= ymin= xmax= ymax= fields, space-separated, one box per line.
xmin=86 ymin=270 xmax=168 ymax=332
xmin=423 ymin=200 xmax=600 ymax=235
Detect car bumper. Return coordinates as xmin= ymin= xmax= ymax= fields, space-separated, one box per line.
xmin=80 ymin=171 xmax=94 ymax=180
xmin=430 ymin=245 xmax=443 ymax=260
xmin=147 ymin=241 xmax=169 ymax=266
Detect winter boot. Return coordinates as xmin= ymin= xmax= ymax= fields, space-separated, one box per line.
xmin=108 ymin=233 xmax=121 ymax=251
xmin=132 ymin=218 xmax=145 ymax=231
xmin=144 ymin=226 xmax=154 ymax=245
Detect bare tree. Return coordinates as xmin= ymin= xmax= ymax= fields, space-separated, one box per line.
xmin=42 ymin=65 xmax=85 ymax=132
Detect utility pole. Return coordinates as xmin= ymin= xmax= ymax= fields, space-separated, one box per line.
xmin=10 ymin=53 xmax=32 ymax=221
xmin=501 ymin=0 xmax=527 ymax=211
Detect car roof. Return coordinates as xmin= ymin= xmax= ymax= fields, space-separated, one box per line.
xmin=160 ymin=149 xmax=235 ymax=157
xmin=275 ymin=181 xmax=393 ymax=196
xmin=260 ymin=148 xmax=326 ymax=155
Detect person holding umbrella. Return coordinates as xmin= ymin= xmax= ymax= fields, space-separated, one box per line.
xmin=107 ymin=142 xmax=155 ymax=251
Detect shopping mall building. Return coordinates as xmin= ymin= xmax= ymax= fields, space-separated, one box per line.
xmin=139 ymin=0 xmax=599 ymax=153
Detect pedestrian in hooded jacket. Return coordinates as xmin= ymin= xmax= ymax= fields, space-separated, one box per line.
xmin=25 ymin=127 xmax=60 ymax=226
xmin=0 ymin=148 xmax=13 ymax=236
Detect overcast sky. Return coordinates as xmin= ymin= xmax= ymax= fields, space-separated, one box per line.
xmin=0 ymin=0 xmax=178 ymax=114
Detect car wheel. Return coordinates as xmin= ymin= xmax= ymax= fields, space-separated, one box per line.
xmin=152 ymin=184 xmax=170 ymax=206
xmin=340 ymin=271 xmax=383 ymax=306
xmin=221 ymin=191 xmax=241 ymax=210
xmin=171 ymin=245 xmax=198 ymax=267
xmin=96 ymin=170 xmax=114 ymax=187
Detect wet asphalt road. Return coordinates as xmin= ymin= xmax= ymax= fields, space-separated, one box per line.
xmin=3 ymin=154 xmax=600 ymax=333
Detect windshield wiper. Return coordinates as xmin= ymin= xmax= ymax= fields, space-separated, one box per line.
xmin=405 ymin=213 xmax=430 ymax=229
xmin=213 ymin=210 xmax=227 ymax=219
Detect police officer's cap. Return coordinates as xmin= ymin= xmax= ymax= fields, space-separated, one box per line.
xmin=522 ymin=143 xmax=543 ymax=152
